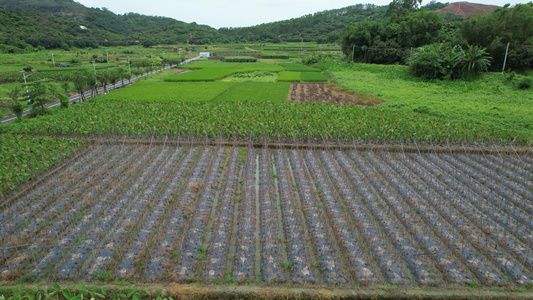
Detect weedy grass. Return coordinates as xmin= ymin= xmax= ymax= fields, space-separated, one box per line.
xmin=320 ymin=61 xmax=533 ymax=141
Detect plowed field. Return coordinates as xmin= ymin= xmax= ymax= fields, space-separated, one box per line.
xmin=1 ymin=144 xmax=532 ymax=288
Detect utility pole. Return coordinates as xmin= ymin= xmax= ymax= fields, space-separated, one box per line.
xmin=127 ymin=56 xmax=132 ymax=78
xmin=106 ymin=51 xmax=109 ymax=64
xmin=352 ymin=45 xmax=356 ymax=62
xmin=52 ymin=52 xmax=55 ymax=67
xmin=20 ymin=70 xmax=31 ymax=106
xmin=502 ymin=42 xmax=510 ymax=75
xmin=151 ymin=53 xmax=154 ymax=70
xmin=91 ymin=60 xmax=96 ymax=76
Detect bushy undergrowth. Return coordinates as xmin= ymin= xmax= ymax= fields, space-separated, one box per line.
xmin=408 ymin=44 xmax=491 ymax=80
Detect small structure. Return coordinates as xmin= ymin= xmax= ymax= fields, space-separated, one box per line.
xmin=59 ymin=63 xmax=70 ymax=68
xmin=199 ymin=52 xmax=210 ymax=58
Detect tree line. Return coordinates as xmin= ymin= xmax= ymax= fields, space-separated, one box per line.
xmin=341 ymin=1 xmax=533 ymax=72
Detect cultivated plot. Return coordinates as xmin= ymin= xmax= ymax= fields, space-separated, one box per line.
xmin=0 ymin=144 xmax=532 ymax=288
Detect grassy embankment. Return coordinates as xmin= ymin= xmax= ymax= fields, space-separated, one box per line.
xmin=320 ymin=61 xmax=533 ymax=143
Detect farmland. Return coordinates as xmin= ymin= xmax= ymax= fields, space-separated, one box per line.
xmin=0 ymin=135 xmax=83 ymax=197
xmin=0 ymin=143 xmax=532 ymax=290
xmin=0 ymin=101 xmax=513 ymax=144
xmin=1 ymin=44 xmax=533 ymax=298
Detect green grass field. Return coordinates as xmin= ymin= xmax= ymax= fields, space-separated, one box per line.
xmin=185 ymin=61 xmax=284 ymax=72
xmin=213 ymin=82 xmax=290 ymax=102
xmin=279 ymin=63 xmax=321 ymax=72
xmin=301 ymin=72 xmax=329 ymax=83
xmin=163 ymin=69 xmax=237 ymax=82
xmin=278 ymin=71 xmax=301 ymax=82
xmin=320 ymin=61 xmax=533 ymax=142
xmin=99 ymin=81 xmax=237 ymax=101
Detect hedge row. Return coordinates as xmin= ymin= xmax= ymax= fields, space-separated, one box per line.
xmin=221 ymin=56 xmax=258 ymax=63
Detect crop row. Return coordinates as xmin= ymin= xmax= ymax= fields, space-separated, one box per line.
xmin=1 ymin=101 xmax=518 ymax=144
xmin=1 ymin=145 xmax=531 ymax=287
xmin=220 ymin=57 xmax=258 ymax=63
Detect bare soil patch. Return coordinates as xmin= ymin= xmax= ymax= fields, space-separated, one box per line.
xmin=288 ymin=83 xmax=383 ymax=106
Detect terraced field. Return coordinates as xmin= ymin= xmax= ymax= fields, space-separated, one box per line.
xmin=1 ymin=143 xmax=532 ymax=289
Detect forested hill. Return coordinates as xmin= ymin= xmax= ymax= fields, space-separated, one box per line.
xmin=219 ymin=4 xmax=387 ymax=44
xmin=0 ymin=0 xmax=224 ymax=51
xmin=0 ymin=0 xmax=507 ymax=52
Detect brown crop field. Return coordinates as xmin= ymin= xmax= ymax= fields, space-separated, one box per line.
xmin=288 ymin=83 xmax=383 ymax=106
xmin=1 ymin=143 xmax=532 ymax=291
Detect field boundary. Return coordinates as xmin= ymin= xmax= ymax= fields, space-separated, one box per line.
xmin=0 ymin=283 xmax=532 ymax=300
xmin=80 ymin=138 xmax=533 ymax=156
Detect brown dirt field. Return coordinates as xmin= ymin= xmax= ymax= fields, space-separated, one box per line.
xmin=437 ymin=2 xmax=498 ymax=18
xmin=287 ymin=83 xmax=384 ymax=106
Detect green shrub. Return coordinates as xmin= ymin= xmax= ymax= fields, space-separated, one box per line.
xmin=57 ymin=93 xmax=70 ymax=109
xmin=518 ymin=78 xmax=532 ymax=89
xmin=463 ymin=45 xmax=491 ymax=78
xmin=408 ymin=45 xmax=444 ymax=80
xmin=261 ymin=55 xmax=290 ymax=59
xmin=220 ymin=56 xmax=257 ymax=63
xmin=409 ymin=44 xmax=491 ymax=80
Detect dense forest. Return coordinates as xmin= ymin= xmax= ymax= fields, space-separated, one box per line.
xmin=0 ymin=0 xmax=444 ymax=50
xmin=340 ymin=1 xmax=533 ymax=70
xmin=219 ymin=4 xmax=387 ymax=44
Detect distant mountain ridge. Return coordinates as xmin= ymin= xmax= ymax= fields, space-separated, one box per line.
xmin=0 ymin=0 xmax=504 ymax=52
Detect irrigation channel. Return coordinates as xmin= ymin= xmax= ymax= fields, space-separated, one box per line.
xmin=1 ymin=142 xmax=532 ymax=289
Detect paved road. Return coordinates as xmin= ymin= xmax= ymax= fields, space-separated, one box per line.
xmin=1 ymin=56 xmax=200 ymax=125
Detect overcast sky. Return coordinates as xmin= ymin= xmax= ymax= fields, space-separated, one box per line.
xmin=75 ymin=0 xmax=530 ymax=28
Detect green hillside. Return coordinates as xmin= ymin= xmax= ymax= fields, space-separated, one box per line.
xmin=0 ymin=0 xmax=223 ymax=51
xmin=219 ymin=4 xmax=387 ymax=44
